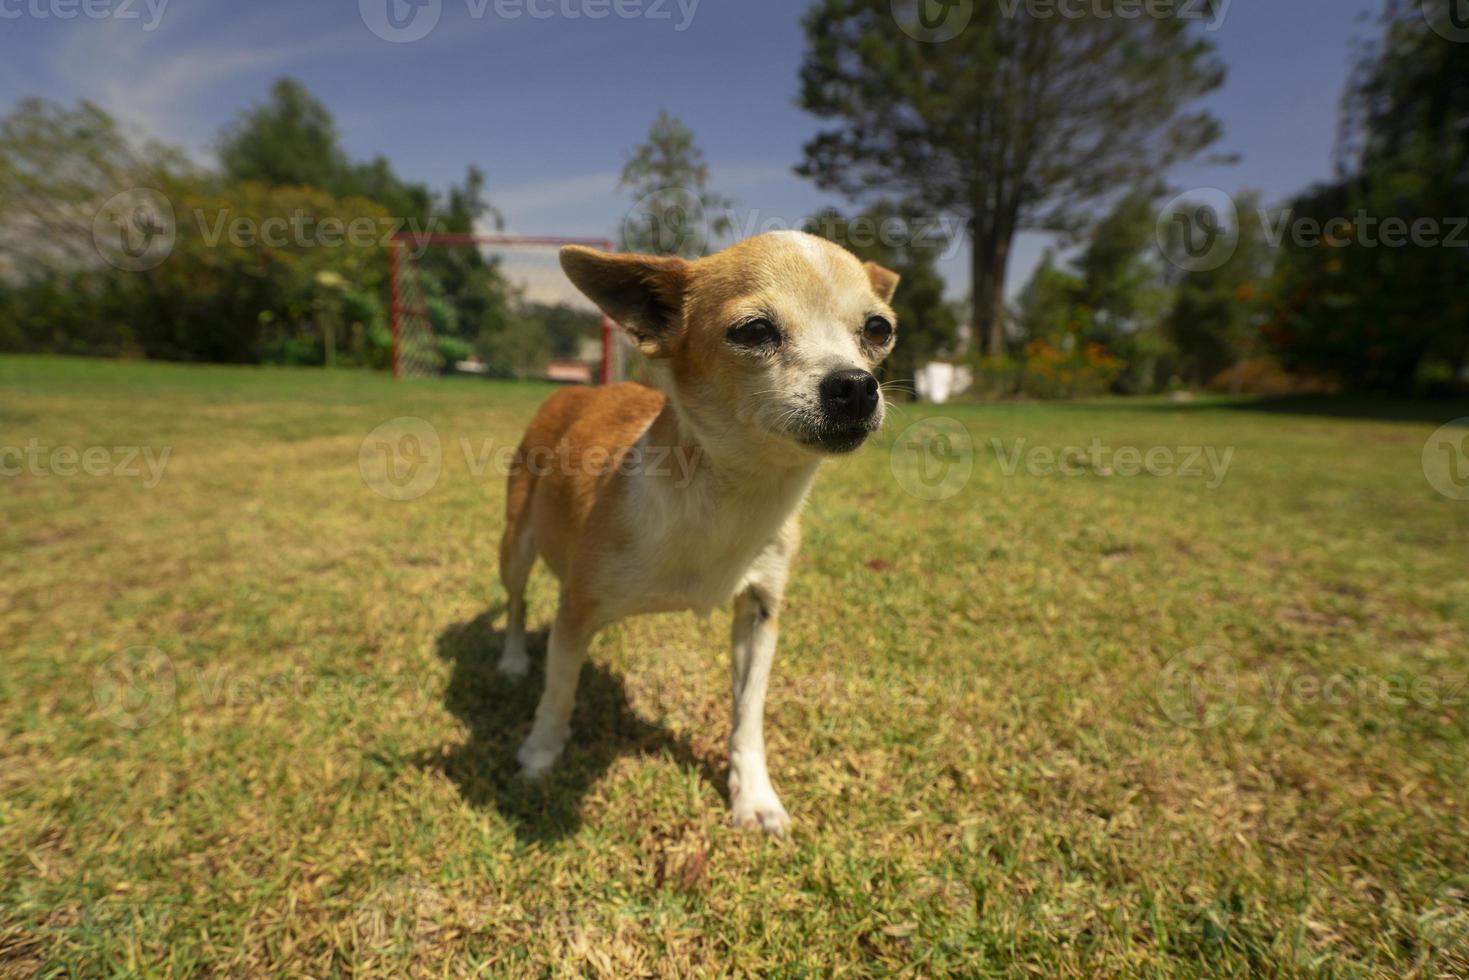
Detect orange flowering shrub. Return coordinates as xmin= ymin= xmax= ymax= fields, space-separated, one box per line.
xmin=1018 ymin=339 xmax=1126 ymax=398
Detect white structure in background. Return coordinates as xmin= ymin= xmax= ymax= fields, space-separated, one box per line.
xmin=914 ymin=362 xmax=973 ymax=404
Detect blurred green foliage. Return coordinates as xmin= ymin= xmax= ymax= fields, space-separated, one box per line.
xmin=0 ymin=80 xmax=601 ymax=376
xmin=1263 ymin=0 xmax=1469 ymax=394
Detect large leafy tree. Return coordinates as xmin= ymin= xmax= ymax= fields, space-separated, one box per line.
xmin=797 ymin=0 xmax=1227 ymax=355
xmin=619 ymin=111 xmax=732 ymax=258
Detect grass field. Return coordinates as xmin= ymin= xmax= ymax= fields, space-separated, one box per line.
xmin=2 ymin=355 xmax=1468 ymax=977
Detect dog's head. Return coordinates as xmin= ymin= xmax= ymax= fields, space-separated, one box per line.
xmin=560 ymin=231 xmax=899 ymax=459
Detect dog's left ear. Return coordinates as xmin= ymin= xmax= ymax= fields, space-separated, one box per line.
xmin=560 ymin=246 xmax=690 ymax=358
xmin=864 ymin=262 xmax=900 ymax=303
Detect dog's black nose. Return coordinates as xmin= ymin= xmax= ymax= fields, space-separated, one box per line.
xmin=819 ymin=369 xmax=880 ymax=423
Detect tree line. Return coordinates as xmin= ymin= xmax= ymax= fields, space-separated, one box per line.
xmin=1 ymin=0 xmax=1462 ymax=395
xmin=0 ymin=79 xmax=598 ymax=376
xmin=788 ymin=0 xmax=1465 ymax=397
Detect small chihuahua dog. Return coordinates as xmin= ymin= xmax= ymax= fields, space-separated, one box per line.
xmin=497 ymin=231 xmax=898 ymax=834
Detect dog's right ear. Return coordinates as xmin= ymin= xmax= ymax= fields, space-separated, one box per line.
xmin=559 ymin=246 xmax=690 ymax=358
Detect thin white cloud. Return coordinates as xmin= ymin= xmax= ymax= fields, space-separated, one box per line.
xmin=495 ymin=172 xmax=621 ymax=216
xmin=47 ymin=8 xmax=377 ymax=158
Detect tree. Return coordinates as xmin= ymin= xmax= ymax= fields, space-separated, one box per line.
xmin=1164 ymin=191 xmax=1271 ymax=387
xmin=217 ymin=78 xmax=518 ymax=349
xmin=797 ymin=0 xmax=1226 ymax=356
xmin=1013 ymin=187 xmax=1186 ymax=394
xmin=216 ymin=77 xmax=442 ymax=222
xmin=1075 ymin=183 xmax=1168 ymax=344
xmin=1265 ymin=0 xmax=1469 ymax=393
xmin=619 ymin=111 xmax=732 ymax=258
xmin=0 ymin=98 xmax=194 ymax=355
xmin=0 ymin=98 xmax=187 ymax=277
xmin=217 ymin=78 xmax=346 ymax=190
xmin=1014 ymin=249 xmax=1085 ymax=344
xmin=805 ymin=202 xmax=960 ymax=389
xmin=422 ymin=163 xmax=512 ymax=344
xmin=132 ymin=181 xmax=392 ymax=364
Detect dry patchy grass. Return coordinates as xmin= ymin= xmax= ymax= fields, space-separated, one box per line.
xmin=2 ymin=356 xmax=1467 ymax=976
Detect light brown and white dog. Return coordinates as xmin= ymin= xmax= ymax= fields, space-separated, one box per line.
xmin=497 ymin=230 xmax=898 ymax=834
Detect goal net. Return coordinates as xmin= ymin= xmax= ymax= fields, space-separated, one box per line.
xmin=388 ymin=234 xmax=631 ymax=384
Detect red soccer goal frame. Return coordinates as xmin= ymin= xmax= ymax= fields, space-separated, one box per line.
xmin=388 ymin=232 xmax=620 ymax=383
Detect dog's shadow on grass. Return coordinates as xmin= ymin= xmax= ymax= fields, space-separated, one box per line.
xmin=419 ymin=608 xmax=721 ymax=844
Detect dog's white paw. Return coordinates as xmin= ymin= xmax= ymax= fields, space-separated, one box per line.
xmin=496 ymin=650 xmax=529 ymax=678
xmin=496 ymin=635 xmax=529 ymax=677
xmin=730 ymin=792 xmax=790 ymax=836
xmin=516 ymin=738 xmax=563 ymax=778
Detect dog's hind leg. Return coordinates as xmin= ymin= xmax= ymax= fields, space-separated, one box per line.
xmin=496 ymin=458 xmax=537 ymax=677
xmin=516 ymin=597 xmax=594 ymax=776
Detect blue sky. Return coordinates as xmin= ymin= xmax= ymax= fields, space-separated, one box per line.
xmin=1 ymin=0 xmax=1384 ymax=300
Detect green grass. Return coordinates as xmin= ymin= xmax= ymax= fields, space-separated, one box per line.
xmin=2 ymin=354 xmax=1467 ymax=977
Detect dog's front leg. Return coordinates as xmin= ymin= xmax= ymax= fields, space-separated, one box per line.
xmin=517 ymin=599 xmax=593 ymax=777
xmin=728 ymin=585 xmax=790 ymax=835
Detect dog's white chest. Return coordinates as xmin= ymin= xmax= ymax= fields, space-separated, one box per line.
xmin=605 ymin=464 xmax=812 ymax=618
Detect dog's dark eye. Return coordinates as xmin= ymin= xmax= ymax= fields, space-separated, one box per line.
xmin=862 ymin=316 xmax=894 ymax=346
xmin=727 ymin=318 xmax=781 ymax=350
